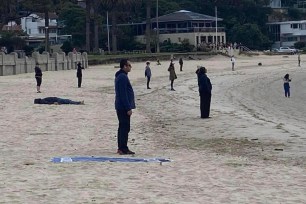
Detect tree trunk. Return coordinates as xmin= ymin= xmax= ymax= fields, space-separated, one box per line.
xmin=111 ymin=11 xmax=117 ymax=53
xmin=94 ymin=18 xmax=99 ymax=53
xmin=145 ymin=0 xmax=152 ymax=53
xmin=86 ymin=0 xmax=91 ymax=52
xmin=45 ymin=9 xmax=50 ymax=53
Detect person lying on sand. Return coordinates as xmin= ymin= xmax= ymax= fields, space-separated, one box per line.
xmin=34 ymin=97 xmax=84 ymax=105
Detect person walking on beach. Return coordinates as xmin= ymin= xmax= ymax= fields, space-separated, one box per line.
xmin=34 ymin=63 xmax=42 ymax=93
xmin=34 ymin=97 xmax=84 ymax=105
xmin=76 ymin=62 xmax=84 ymax=88
xmin=115 ymin=59 xmax=136 ymax=155
xmin=145 ymin=61 xmax=152 ymax=89
xmin=231 ymin=56 xmax=236 ymax=71
xmin=168 ymin=60 xmax=177 ymax=91
xmin=179 ymin=58 xmax=183 ymax=71
xmin=298 ymin=53 xmax=301 ymax=67
xmin=196 ymin=66 xmax=212 ymax=118
xmin=283 ymin=74 xmax=291 ymax=98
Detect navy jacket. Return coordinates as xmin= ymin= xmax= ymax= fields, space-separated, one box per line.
xmin=197 ymin=73 xmax=212 ymax=94
xmin=115 ymin=69 xmax=136 ymax=111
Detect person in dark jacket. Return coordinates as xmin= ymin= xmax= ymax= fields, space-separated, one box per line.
xmin=115 ymin=59 xmax=136 ymax=155
xmin=76 ymin=62 xmax=84 ymax=88
xmin=145 ymin=61 xmax=152 ymax=89
xmin=179 ymin=58 xmax=183 ymax=71
xmin=34 ymin=63 xmax=42 ymax=93
xmin=196 ymin=66 xmax=212 ymax=118
xmin=168 ymin=60 xmax=177 ymax=91
xmin=34 ymin=97 xmax=84 ymax=105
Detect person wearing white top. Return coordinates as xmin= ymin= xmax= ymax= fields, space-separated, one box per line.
xmin=231 ymin=56 xmax=236 ymax=71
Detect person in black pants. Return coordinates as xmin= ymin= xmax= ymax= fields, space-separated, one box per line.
xmin=76 ymin=62 xmax=84 ymax=88
xmin=35 ymin=63 xmax=42 ymax=93
xmin=115 ymin=59 xmax=136 ymax=155
xmin=196 ymin=66 xmax=212 ymax=118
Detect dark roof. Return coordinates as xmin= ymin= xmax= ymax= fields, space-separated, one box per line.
xmin=150 ymin=10 xmax=222 ymax=23
xmin=35 ymin=12 xmax=58 ymax=20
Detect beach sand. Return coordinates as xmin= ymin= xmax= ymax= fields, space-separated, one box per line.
xmin=1 ymin=54 xmax=306 ymax=203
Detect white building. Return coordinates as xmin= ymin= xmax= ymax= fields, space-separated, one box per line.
xmin=131 ymin=10 xmax=226 ymax=48
xmin=21 ymin=13 xmax=70 ymax=47
xmin=268 ymin=20 xmax=306 ymax=47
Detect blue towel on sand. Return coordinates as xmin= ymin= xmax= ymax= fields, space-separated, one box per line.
xmin=51 ymin=156 xmax=171 ymax=163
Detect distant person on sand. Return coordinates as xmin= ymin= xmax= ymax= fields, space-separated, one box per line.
xmin=231 ymin=56 xmax=236 ymax=71
xmin=196 ymin=66 xmax=212 ymax=118
xmin=283 ymin=74 xmax=291 ymax=98
xmin=115 ymin=59 xmax=136 ymax=155
xmin=34 ymin=97 xmax=84 ymax=105
xmin=179 ymin=58 xmax=183 ymax=71
xmin=168 ymin=60 xmax=177 ymax=91
xmin=298 ymin=53 xmax=301 ymax=67
xmin=157 ymin=59 xmax=161 ymax=65
xmin=145 ymin=61 xmax=152 ymax=89
xmin=76 ymin=62 xmax=84 ymax=88
xmin=34 ymin=63 xmax=42 ymax=93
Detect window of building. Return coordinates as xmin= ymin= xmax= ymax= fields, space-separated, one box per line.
xmin=291 ymin=24 xmax=299 ymax=29
xmin=200 ymin=36 xmax=206 ymax=43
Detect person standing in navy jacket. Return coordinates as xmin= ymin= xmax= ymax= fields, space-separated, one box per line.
xmin=115 ymin=59 xmax=136 ymax=155
xmin=196 ymin=66 xmax=212 ymax=118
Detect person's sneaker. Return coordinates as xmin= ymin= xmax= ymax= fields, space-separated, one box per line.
xmin=126 ymin=150 xmax=135 ymax=155
xmin=147 ymin=87 xmax=151 ymax=89
xmin=80 ymin=101 xmax=85 ymax=105
xmin=117 ymin=149 xmax=126 ymax=155
xmin=171 ymin=88 xmax=176 ymax=91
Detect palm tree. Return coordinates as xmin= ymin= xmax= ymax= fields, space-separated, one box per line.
xmin=145 ymin=0 xmax=152 ymax=53
xmin=85 ymin=0 xmax=91 ymax=52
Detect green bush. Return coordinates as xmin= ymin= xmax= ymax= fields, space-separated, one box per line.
xmin=294 ymin=41 xmax=306 ymax=49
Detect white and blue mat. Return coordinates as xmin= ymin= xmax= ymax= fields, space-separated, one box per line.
xmin=51 ymin=156 xmax=171 ymax=163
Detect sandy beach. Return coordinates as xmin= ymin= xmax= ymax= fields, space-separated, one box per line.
xmin=1 ymin=53 xmax=306 ymax=203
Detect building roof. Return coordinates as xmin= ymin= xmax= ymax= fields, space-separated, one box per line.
xmin=31 ymin=13 xmax=58 ymax=20
xmin=150 ymin=10 xmax=222 ymax=23
xmin=267 ymin=20 xmax=306 ymax=25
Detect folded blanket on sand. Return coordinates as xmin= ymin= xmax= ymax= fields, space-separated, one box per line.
xmin=51 ymin=156 xmax=171 ymax=163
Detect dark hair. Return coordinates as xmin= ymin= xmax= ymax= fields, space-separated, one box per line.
xmin=146 ymin=61 xmax=150 ymax=65
xmin=196 ymin=66 xmax=206 ymax=74
xmin=284 ymin=74 xmax=289 ymax=79
xmin=34 ymin=98 xmax=42 ymax=104
xmin=120 ymin=59 xmax=129 ymax=69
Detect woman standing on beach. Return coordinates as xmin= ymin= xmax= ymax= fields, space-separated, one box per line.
xmin=283 ymin=74 xmax=291 ymax=97
xmin=168 ymin=60 xmax=177 ymax=91
xmin=35 ymin=63 xmax=42 ymax=93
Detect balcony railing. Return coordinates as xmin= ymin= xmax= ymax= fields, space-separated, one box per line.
xmin=158 ymin=27 xmax=225 ymax=34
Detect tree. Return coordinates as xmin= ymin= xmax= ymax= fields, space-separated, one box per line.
xmin=145 ymin=0 xmax=152 ymax=53
xmin=58 ymin=2 xmax=86 ymax=48
xmin=0 ymin=0 xmax=24 ymax=31
xmin=101 ymin=0 xmax=138 ymax=52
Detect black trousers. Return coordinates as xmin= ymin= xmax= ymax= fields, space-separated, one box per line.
xmin=78 ymin=77 xmax=82 ymax=88
xmin=200 ymin=92 xmax=211 ymax=118
xmin=36 ymin=77 xmax=42 ymax=86
xmin=147 ymin=76 xmax=151 ymax=88
xmin=116 ymin=110 xmax=131 ymax=152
